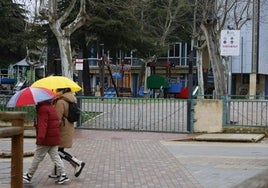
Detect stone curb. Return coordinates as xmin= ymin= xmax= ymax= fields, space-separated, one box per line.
xmin=193 ymin=133 xmax=265 ymax=142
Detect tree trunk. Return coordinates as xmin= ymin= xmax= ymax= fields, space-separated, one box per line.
xmin=56 ymin=36 xmax=73 ymax=79
xmin=82 ymin=42 xmax=91 ymax=96
xmin=196 ymin=49 xmax=204 ymax=97
xmin=201 ymin=21 xmax=227 ymax=96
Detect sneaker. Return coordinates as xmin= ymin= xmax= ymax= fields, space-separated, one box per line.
xmin=23 ymin=173 xmax=32 ymax=183
xmin=55 ymin=174 xmax=70 ymax=184
xmin=74 ymin=162 xmax=85 ymax=177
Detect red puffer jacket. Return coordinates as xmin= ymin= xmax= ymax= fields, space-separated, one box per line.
xmin=36 ymin=101 xmax=60 ymax=146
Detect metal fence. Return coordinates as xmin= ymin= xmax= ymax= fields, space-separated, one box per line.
xmin=78 ymin=97 xmax=189 ymax=133
xmin=223 ymin=98 xmax=268 ymax=127
xmin=1 ymin=95 xmax=268 ymax=131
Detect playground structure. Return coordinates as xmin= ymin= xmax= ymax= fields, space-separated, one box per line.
xmin=0 ymin=68 xmax=15 ymax=94
xmin=109 ymin=62 xmax=132 ymax=97
xmin=141 ymin=60 xmax=189 ymax=98
xmin=0 ymin=60 xmax=28 ymax=94
xmin=99 ymin=55 xmax=132 ymax=98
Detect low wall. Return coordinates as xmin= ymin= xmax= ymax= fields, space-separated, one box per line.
xmin=194 ymin=99 xmax=223 ymax=133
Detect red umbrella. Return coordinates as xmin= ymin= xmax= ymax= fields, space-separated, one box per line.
xmin=6 ymin=87 xmax=57 ymax=108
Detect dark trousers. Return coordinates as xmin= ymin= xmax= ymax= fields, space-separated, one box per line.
xmin=58 ymin=147 xmax=79 ymax=166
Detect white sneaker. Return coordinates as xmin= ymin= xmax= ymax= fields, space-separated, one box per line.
xmin=23 ymin=173 xmax=32 ymax=184
xmin=55 ymin=174 xmax=70 ymax=184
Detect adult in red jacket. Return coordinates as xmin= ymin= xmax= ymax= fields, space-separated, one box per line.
xmin=23 ymin=100 xmax=70 ymax=185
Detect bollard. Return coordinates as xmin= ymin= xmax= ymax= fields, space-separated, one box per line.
xmin=0 ymin=112 xmax=27 ymax=188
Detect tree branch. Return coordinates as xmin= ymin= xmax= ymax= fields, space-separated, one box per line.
xmin=66 ymin=0 xmax=89 ymax=34
xmin=58 ymin=0 xmax=77 ymax=25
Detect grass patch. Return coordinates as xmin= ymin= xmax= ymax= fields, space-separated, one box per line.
xmin=81 ymin=111 xmax=102 ymax=123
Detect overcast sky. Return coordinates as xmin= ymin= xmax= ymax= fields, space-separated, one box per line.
xmin=13 ymin=0 xmax=39 ymax=22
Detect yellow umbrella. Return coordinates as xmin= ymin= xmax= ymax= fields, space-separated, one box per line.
xmin=31 ymin=76 xmax=82 ymax=93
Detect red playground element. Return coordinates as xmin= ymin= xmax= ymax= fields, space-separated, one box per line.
xmin=175 ymin=87 xmax=188 ymax=99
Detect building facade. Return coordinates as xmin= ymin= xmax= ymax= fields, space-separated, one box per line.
xmin=232 ymin=1 xmax=268 ymax=98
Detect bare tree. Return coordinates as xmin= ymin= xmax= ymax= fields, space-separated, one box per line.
xmin=190 ymin=0 xmax=206 ymax=97
xmin=138 ymin=0 xmax=191 ymax=93
xmin=142 ymin=0 xmax=190 ymax=46
xmin=39 ymin=0 xmax=89 ymax=79
xmin=197 ymin=0 xmax=251 ymax=96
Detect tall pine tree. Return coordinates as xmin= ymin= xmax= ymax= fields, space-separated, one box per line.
xmin=0 ymin=0 xmax=27 ymax=67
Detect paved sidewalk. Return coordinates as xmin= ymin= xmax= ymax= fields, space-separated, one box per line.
xmin=1 ymin=130 xmax=201 ymax=188
xmin=162 ymin=138 xmax=268 ymax=188
xmin=0 ymin=130 xmax=267 ymax=188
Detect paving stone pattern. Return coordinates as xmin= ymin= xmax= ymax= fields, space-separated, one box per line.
xmin=1 ymin=130 xmax=268 ymax=188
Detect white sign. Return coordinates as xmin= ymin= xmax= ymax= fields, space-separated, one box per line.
xmin=220 ymin=30 xmax=240 ymax=56
xmin=75 ymin=59 xmax=83 ymax=70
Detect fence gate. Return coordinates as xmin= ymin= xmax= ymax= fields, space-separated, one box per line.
xmin=77 ymin=97 xmax=188 ymax=133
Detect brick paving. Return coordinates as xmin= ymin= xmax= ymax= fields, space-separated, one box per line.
xmin=0 ymin=130 xmax=201 ymax=188
xmin=1 ymin=130 xmax=267 ymax=188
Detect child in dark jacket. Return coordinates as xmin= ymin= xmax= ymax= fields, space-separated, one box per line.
xmin=23 ymin=100 xmax=70 ymax=185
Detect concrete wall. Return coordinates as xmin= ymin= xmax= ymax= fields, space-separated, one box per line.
xmin=194 ymin=99 xmax=223 ymax=133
